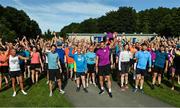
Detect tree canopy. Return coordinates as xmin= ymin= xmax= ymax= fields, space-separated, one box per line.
xmin=60 ymin=7 xmax=180 ymax=37
xmin=0 ymin=5 xmax=41 ymax=42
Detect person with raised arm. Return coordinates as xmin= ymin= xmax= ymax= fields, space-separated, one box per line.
xmin=69 ymin=46 xmax=88 ymax=93
xmin=9 ymin=48 xmax=29 ymax=97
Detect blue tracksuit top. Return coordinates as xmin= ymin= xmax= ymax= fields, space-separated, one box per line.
xmin=69 ymin=48 xmax=87 ymax=73
xmin=135 ymin=50 xmax=152 ymax=70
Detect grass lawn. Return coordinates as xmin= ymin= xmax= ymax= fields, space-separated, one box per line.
xmin=113 ymin=70 xmax=180 ymax=107
xmin=143 ymin=78 xmax=180 ymax=107
xmin=0 ymin=77 xmax=73 ymax=107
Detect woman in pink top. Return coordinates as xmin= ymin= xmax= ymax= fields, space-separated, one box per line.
xmin=30 ymin=47 xmax=43 ymax=84
xmin=0 ymin=47 xmax=9 ymax=90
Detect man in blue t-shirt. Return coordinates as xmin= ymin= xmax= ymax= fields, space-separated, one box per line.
xmin=151 ymin=45 xmax=168 ymax=89
xmin=133 ymin=43 xmax=151 ymax=93
xmin=47 ymin=45 xmax=65 ymax=97
xmin=55 ymin=42 xmax=67 ymax=81
xmin=69 ymin=46 xmax=88 ymax=93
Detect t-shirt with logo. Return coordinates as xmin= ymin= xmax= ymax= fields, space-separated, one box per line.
xmin=85 ymin=52 xmax=96 ymax=64
xmin=135 ymin=51 xmax=151 ymax=70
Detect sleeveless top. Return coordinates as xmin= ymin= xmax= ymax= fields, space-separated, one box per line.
xmin=9 ymin=55 xmax=20 ymax=71
xmin=31 ymin=52 xmax=40 ymax=64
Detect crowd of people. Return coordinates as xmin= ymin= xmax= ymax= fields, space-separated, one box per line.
xmin=0 ymin=33 xmax=179 ymax=98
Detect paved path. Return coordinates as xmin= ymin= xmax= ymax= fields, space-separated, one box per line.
xmin=64 ymin=80 xmax=172 ymax=107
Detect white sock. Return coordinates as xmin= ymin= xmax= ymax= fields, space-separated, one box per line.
xmin=109 ymin=88 xmax=112 ymax=92
xmin=140 ymin=86 xmax=143 ymax=89
xmin=101 ymin=87 xmax=104 ymax=90
xmin=135 ymin=85 xmax=138 ymax=89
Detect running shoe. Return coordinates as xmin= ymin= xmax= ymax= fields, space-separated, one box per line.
xmin=83 ymin=88 xmax=88 ymax=93
xmin=49 ymin=92 xmax=53 ymax=97
xmin=108 ymin=92 xmax=113 ymax=98
xmin=93 ymin=83 xmax=97 ymax=87
xmin=21 ymin=90 xmax=27 ymax=95
xmin=59 ymin=90 xmax=65 ymax=94
xmin=12 ymin=91 xmax=16 ymax=97
xmin=132 ymin=88 xmax=138 ymax=93
xmin=151 ymin=84 xmax=155 ymax=90
xmin=157 ymin=84 xmax=163 ymax=88
xmin=76 ymin=87 xmax=80 ymax=92
xmin=99 ymin=90 xmax=104 ymax=95
xmin=140 ymin=89 xmax=144 ymax=94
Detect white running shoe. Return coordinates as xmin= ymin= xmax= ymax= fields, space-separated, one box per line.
xmin=21 ymin=90 xmax=27 ymax=95
xmin=49 ymin=92 xmax=53 ymax=97
xmin=12 ymin=91 xmax=16 ymax=97
xmin=93 ymin=83 xmax=97 ymax=87
xmin=59 ymin=90 xmax=65 ymax=94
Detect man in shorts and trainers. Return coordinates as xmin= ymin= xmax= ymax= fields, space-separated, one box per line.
xmin=151 ymin=45 xmax=168 ymax=89
xmin=133 ymin=43 xmax=151 ymax=93
xmin=56 ymin=42 xmax=67 ymax=83
xmin=69 ymin=46 xmax=88 ymax=93
xmin=96 ymin=41 xmax=113 ymax=98
xmin=47 ymin=45 xmax=65 ymax=97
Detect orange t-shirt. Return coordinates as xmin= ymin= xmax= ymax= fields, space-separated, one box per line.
xmin=129 ymin=46 xmax=137 ymax=54
xmin=65 ymin=47 xmax=74 ymax=64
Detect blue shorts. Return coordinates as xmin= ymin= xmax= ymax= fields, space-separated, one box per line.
xmin=76 ymin=72 xmax=86 ymax=78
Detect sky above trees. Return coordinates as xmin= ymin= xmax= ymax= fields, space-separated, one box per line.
xmin=0 ymin=0 xmax=180 ymax=32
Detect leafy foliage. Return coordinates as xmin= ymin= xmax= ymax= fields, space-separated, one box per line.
xmin=60 ymin=7 xmax=180 ymax=37
xmin=0 ymin=5 xmax=41 ymax=42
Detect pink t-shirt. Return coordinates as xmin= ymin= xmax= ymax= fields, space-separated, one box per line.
xmin=31 ymin=52 xmax=40 ymax=64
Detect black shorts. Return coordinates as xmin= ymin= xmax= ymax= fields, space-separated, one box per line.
xmin=76 ymin=72 xmax=86 ymax=78
xmin=25 ymin=60 xmax=31 ymax=66
xmin=0 ymin=66 xmax=9 ymax=76
xmin=49 ymin=69 xmax=62 ymax=81
xmin=120 ymin=62 xmax=130 ymax=74
xmin=31 ymin=64 xmax=41 ymax=70
xmin=20 ymin=64 xmax=25 ymax=74
xmin=9 ymin=71 xmax=21 ymax=78
xmin=60 ymin=63 xmax=66 ymax=74
xmin=153 ymin=66 xmax=164 ymax=74
xmin=136 ymin=68 xmax=146 ymax=76
xmin=98 ymin=64 xmax=111 ymax=76
xmin=44 ymin=63 xmax=48 ymax=71
xmin=87 ymin=64 xmax=95 ymax=73
xmin=130 ymin=59 xmax=135 ymax=66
